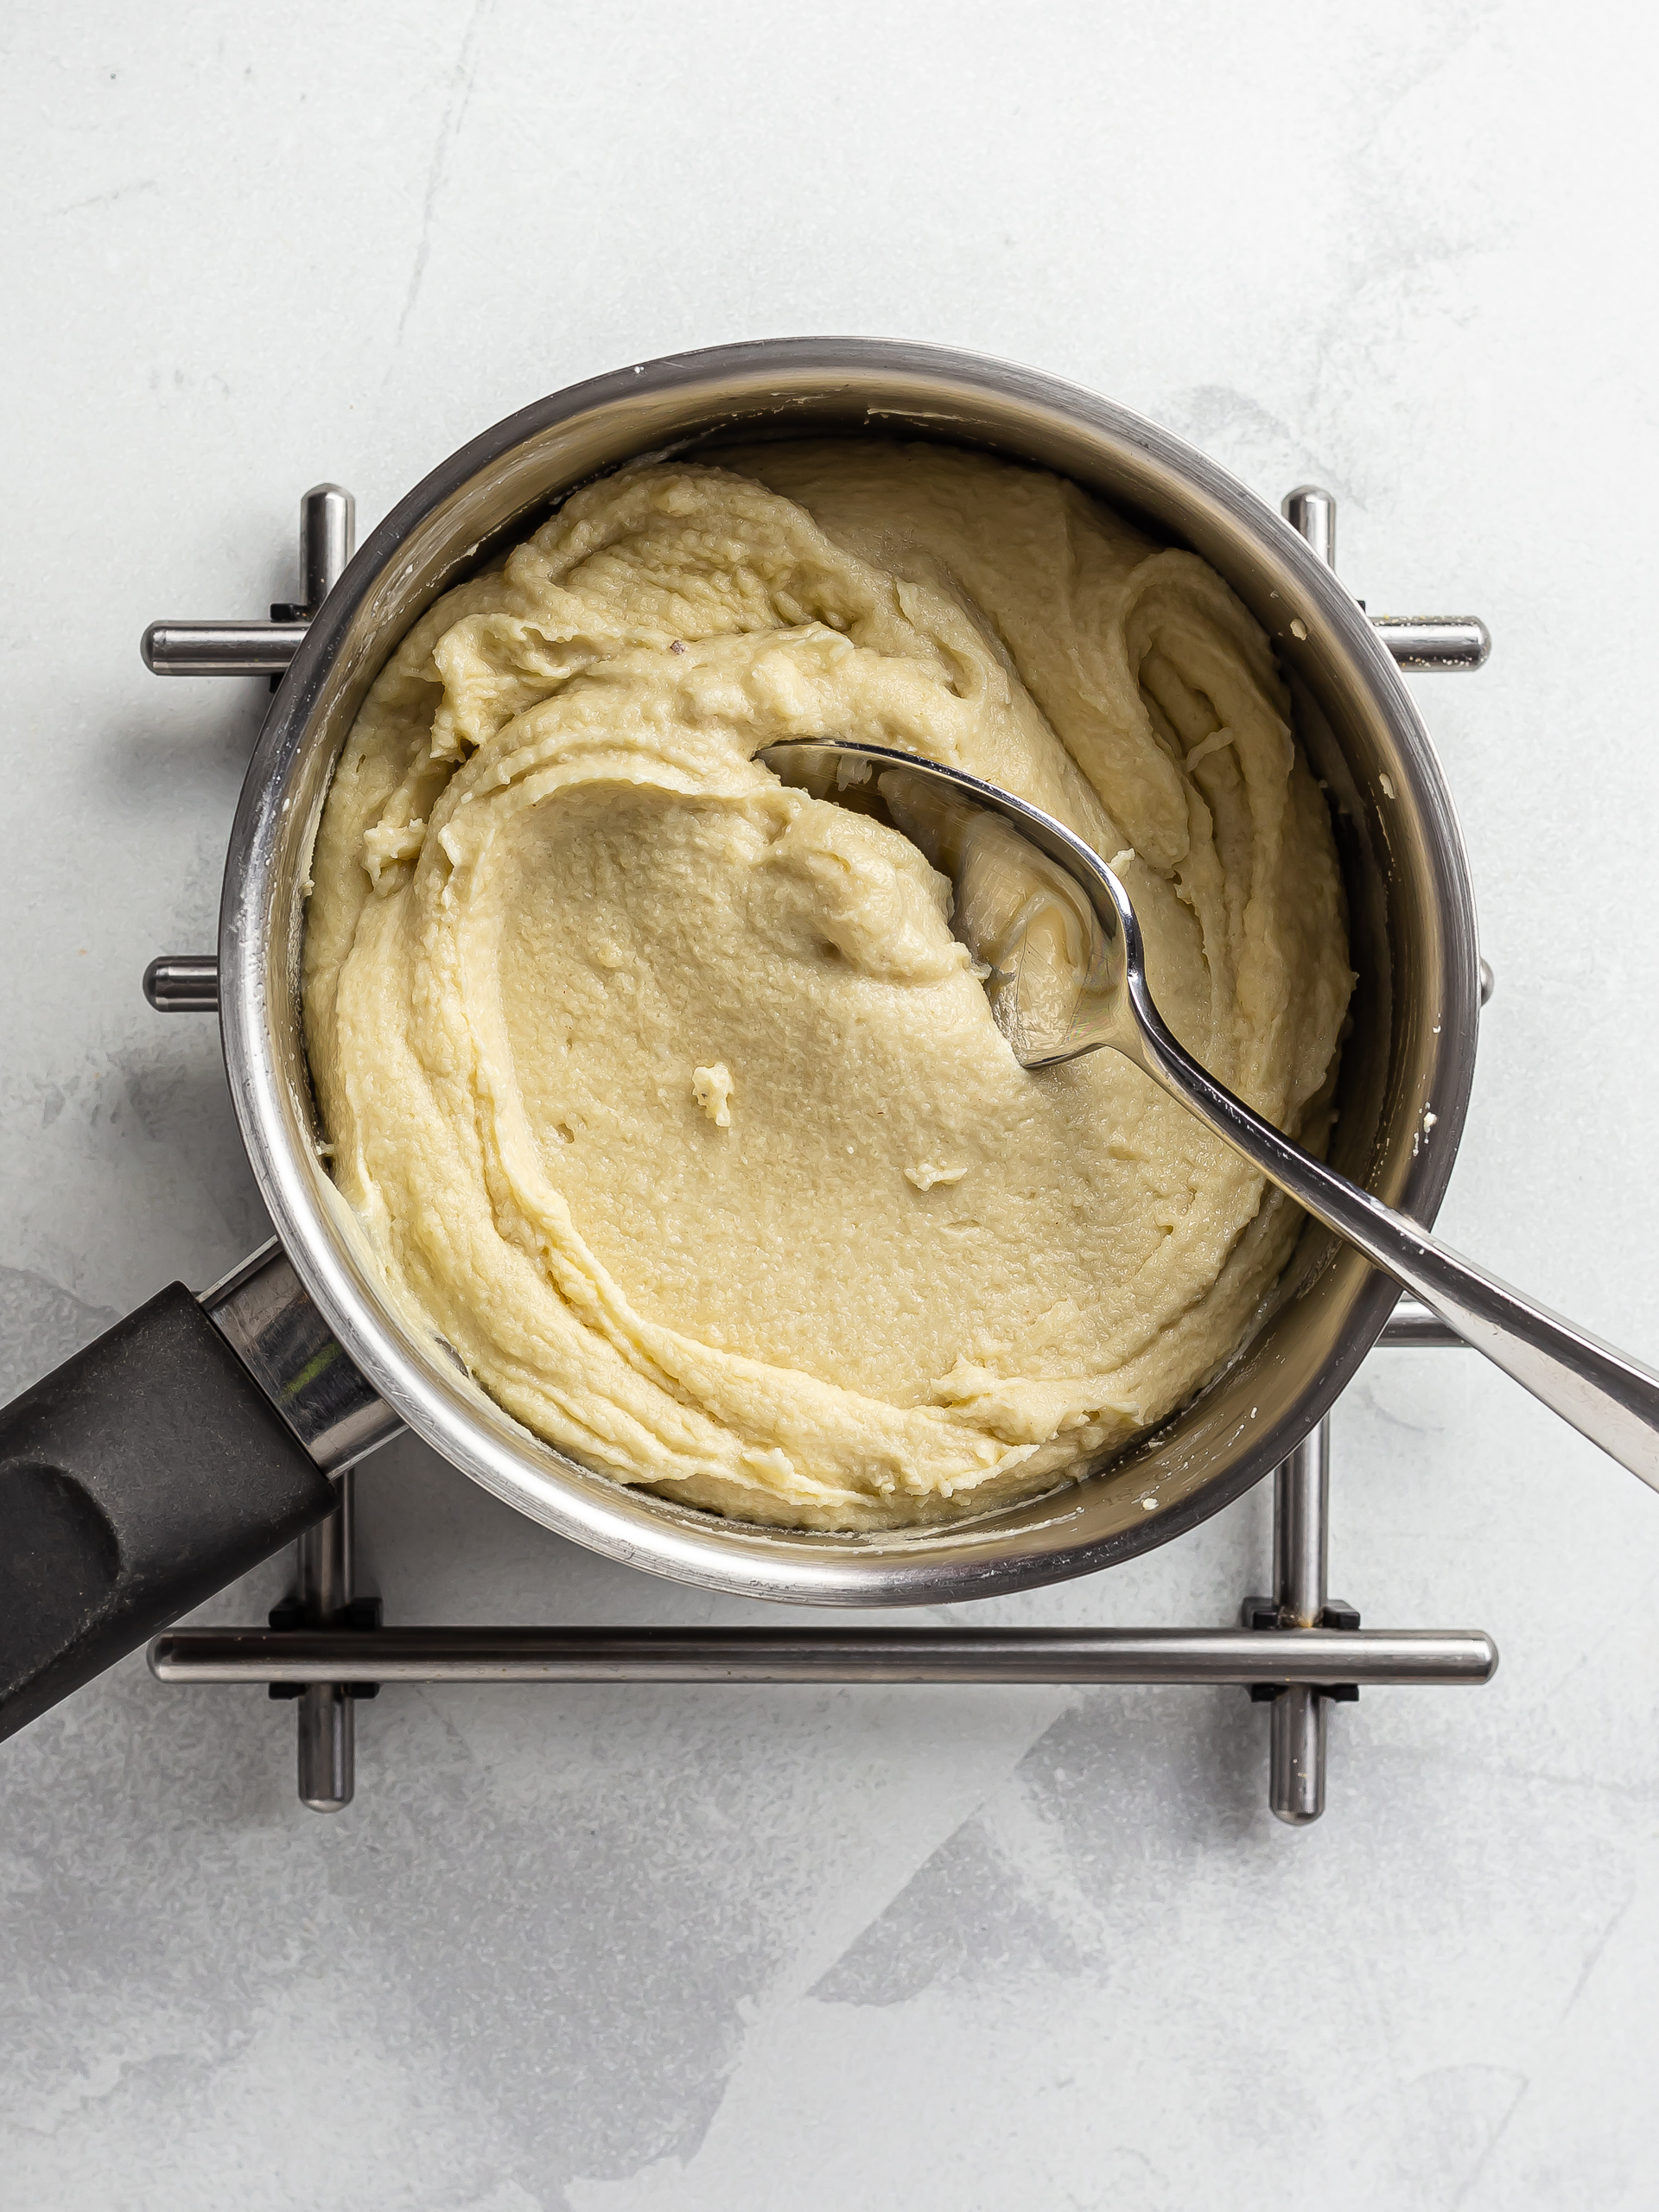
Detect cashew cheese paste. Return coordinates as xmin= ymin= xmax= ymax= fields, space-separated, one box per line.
xmin=303 ymin=442 xmax=1352 ymax=1530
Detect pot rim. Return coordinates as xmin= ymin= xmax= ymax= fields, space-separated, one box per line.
xmin=219 ymin=335 xmax=1479 ymax=1605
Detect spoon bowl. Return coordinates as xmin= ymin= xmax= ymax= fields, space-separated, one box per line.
xmin=760 ymin=738 xmax=1144 ymax=1068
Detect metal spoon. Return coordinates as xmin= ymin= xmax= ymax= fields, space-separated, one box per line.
xmin=760 ymin=736 xmax=1659 ymax=1493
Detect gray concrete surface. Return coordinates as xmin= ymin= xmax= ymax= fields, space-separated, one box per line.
xmin=3 ymin=3 xmax=1658 ymax=2205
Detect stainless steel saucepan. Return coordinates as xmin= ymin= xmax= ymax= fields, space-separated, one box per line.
xmin=0 ymin=337 xmax=1483 ymax=1744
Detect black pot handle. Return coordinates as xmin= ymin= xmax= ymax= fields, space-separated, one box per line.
xmin=1 ymin=1279 xmax=347 ymax=1743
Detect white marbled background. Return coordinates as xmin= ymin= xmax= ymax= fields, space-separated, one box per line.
xmin=3 ymin=3 xmax=1659 ymax=2205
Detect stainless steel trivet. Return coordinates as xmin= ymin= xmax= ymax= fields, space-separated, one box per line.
xmin=138 ymin=485 xmax=1497 ymax=1825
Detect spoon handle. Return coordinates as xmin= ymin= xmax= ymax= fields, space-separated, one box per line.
xmin=1131 ymin=1001 xmax=1659 ymax=1492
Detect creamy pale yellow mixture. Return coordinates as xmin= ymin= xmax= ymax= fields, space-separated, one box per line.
xmin=303 ymin=442 xmax=1351 ymax=1529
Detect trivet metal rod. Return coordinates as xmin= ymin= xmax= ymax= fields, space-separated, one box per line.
xmin=143 ymin=955 xmax=220 ymax=1013
xmin=1369 ymin=617 xmax=1491 ymax=672
xmin=295 ymin=1468 xmax=355 ymax=1813
xmin=141 ymin=620 xmax=309 ymax=677
xmin=149 ymin=1624 xmax=1497 ymax=1686
xmin=1271 ymin=1420 xmax=1330 ymax=1824
xmin=301 ymin=485 xmax=353 ymax=616
xmin=1284 ymin=486 xmax=1337 ymax=568
xmin=139 ymin=611 xmax=1491 ymax=677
